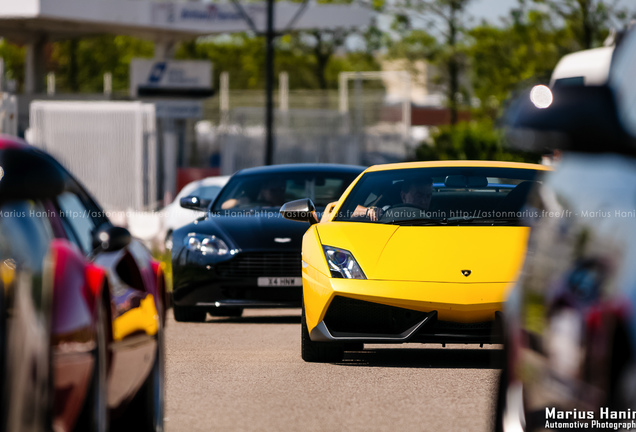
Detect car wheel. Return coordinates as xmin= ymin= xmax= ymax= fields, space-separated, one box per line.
xmin=173 ymin=306 xmax=206 ymax=323
xmin=301 ymin=304 xmax=343 ymax=363
xmin=115 ymin=329 xmax=165 ymax=432
xmin=74 ymin=296 xmax=109 ymax=432
xmin=495 ymin=360 xmax=527 ymax=432
xmin=209 ymin=307 xmax=243 ymax=318
xmin=494 ymin=366 xmax=507 ymax=432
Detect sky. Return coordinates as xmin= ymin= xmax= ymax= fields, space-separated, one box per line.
xmin=467 ymin=0 xmax=636 ymax=24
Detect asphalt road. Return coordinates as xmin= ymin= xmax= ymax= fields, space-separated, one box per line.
xmin=164 ymin=308 xmax=502 ymax=432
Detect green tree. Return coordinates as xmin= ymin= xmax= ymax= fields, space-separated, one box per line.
xmin=177 ymin=35 xmax=267 ymax=89
xmin=386 ymin=28 xmax=440 ymax=64
xmin=531 ymin=0 xmax=630 ymax=49
xmin=0 ymin=36 xmax=153 ymax=94
xmin=415 ymin=120 xmax=540 ymax=162
xmin=51 ymin=35 xmax=153 ymax=93
xmin=0 ymin=39 xmax=25 ymax=92
xmin=290 ymin=30 xmax=348 ymax=90
xmin=177 ymin=32 xmax=381 ymax=91
xmin=391 ymin=0 xmax=473 ymax=125
xmin=281 ymin=0 xmax=386 ymax=90
xmin=467 ymin=8 xmax=573 ymax=118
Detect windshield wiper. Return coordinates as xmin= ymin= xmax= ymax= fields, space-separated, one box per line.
xmin=380 ymin=217 xmax=449 ymax=226
xmin=447 ymin=216 xmax=522 ymax=225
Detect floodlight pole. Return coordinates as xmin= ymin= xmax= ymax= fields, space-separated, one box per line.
xmin=265 ymin=0 xmax=275 ymax=166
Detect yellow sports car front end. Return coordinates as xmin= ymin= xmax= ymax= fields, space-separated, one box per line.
xmin=282 ymin=161 xmax=550 ymax=362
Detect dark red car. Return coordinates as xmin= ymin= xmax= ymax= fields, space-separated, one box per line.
xmin=0 ymin=136 xmax=166 ymax=432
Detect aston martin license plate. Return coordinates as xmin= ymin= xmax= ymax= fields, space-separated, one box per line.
xmin=257 ymin=277 xmax=302 ymax=287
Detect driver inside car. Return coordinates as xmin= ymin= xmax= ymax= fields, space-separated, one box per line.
xmin=355 ymin=176 xmax=433 ymax=221
xmin=221 ymin=177 xmax=287 ymax=209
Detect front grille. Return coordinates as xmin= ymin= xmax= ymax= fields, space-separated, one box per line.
xmin=323 ymin=296 xmax=499 ymax=339
xmin=324 ymin=296 xmax=428 ymax=336
xmin=216 ymin=252 xmax=301 ymax=278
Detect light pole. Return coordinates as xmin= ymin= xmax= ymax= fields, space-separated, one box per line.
xmin=230 ymin=0 xmax=310 ymax=165
xmin=264 ymin=0 xmax=275 ymax=165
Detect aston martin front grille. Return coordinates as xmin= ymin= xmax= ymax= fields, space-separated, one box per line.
xmin=216 ymin=252 xmax=301 ymax=278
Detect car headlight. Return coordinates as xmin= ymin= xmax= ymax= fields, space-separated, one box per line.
xmin=185 ymin=233 xmax=230 ymax=256
xmin=323 ymin=246 xmax=366 ymax=279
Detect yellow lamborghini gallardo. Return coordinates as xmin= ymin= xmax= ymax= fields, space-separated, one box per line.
xmin=281 ymin=161 xmax=550 ymax=362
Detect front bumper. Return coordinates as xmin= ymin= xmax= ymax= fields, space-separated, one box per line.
xmin=310 ymin=296 xmax=503 ymax=344
xmin=303 ymin=267 xmax=510 ymax=344
xmin=172 ymin=250 xmax=302 ymax=309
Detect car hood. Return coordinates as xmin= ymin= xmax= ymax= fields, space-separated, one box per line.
xmin=182 ymin=213 xmax=309 ymax=251
xmin=317 ymin=223 xmax=530 ymax=283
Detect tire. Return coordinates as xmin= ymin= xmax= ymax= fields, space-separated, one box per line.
xmin=494 ymin=366 xmax=507 ymax=432
xmin=495 ymin=341 xmax=528 ymax=432
xmin=173 ymin=306 xmax=206 ymax=323
xmin=209 ymin=307 xmax=243 ymax=318
xmin=74 ymin=296 xmax=109 ymax=432
xmin=301 ymin=304 xmax=343 ymax=363
xmin=115 ymin=329 xmax=165 ymax=432
xmin=494 ymin=323 xmax=508 ymax=432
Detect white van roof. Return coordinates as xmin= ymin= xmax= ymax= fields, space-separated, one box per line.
xmin=550 ymin=46 xmax=615 ymax=87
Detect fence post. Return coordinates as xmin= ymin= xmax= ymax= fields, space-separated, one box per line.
xmin=220 ymin=72 xmax=230 ymax=114
xmin=279 ymin=72 xmax=288 ymax=112
xmin=402 ymin=71 xmax=411 ymax=147
xmin=279 ymin=71 xmax=289 ymax=130
xmin=47 ymin=72 xmax=56 ymax=96
xmin=104 ymin=72 xmax=113 ymax=97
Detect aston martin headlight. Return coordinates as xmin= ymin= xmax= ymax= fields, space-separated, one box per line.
xmin=323 ymin=246 xmax=366 ymax=279
xmin=185 ymin=234 xmax=229 ymax=256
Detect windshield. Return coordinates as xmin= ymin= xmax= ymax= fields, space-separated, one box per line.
xmin=211 ymin=171 xmax=359 ymax=213
xmin=192 ymin=185 xmax=223 ymax=201
xmin=334 ymin=167 xmax=542 ymax=226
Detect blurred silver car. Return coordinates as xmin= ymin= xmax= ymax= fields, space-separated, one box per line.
xmin=162 ymin=176 xmax=230 ymax=249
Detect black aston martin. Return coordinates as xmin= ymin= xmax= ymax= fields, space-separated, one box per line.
xmin=170 ymin=163 xmax=364 ymax=322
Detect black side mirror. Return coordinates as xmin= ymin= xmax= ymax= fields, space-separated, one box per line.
xmin=93 ymin=225 xmax=132 ymax=252
xmin=280 ymin=199 xmax=318 ymax=224
xmin=503 ymin=84 xmax=636 ymax=154
xmin=180 ymin=196 xmax=210 ymax=211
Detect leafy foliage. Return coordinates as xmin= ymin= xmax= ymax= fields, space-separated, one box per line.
xmin=176 ymin=34 xmax=381 ymax=90
xmin=50 ymin=36 xmax=154 ymax=93
xmin=0 ymin=40 xmax=25 ymax=92
xmin=415 ymin=121 xmax=540 ymax=162
xmin=467 ymin=9 xmax=574 ymax=118
xmin=389 ymin=0 xmax=474 ymax=124
xmin=531 ymin=0 xmax=628 ymax=49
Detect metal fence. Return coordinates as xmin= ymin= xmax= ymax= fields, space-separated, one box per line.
xmin=199 ymin=88 xmax=412 ymax=174
xmin=28 ymin=101 xmax=158 ymax=212
xmin=0 ymin=93 xmax=17 ymax=136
